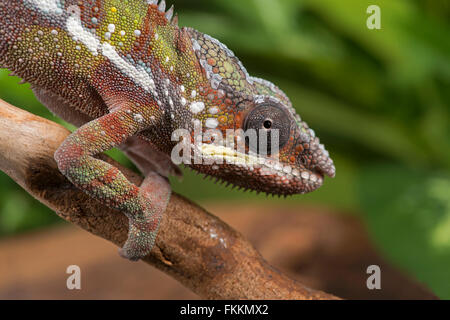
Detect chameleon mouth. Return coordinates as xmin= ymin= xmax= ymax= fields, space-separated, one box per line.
xmin=190 ymin=143 xmax=327 ymax=195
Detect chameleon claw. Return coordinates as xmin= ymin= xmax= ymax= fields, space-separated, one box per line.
xmin=118 ymin=247 xmax=140 ymax=261
xmin=119 ymin=173 xmax=170 ymax=261
xmin=119 ymin=215 xmax=161 ymax=261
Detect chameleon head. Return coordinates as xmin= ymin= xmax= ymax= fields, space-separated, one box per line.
xmin=184 ymin=29 xmax=335 ymax=195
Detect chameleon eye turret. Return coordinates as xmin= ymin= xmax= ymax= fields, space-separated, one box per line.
xmin=243 ymin=100 xmax=291 ymax=155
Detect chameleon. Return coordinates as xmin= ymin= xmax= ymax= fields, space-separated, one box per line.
xmin=0 ymin=0 xmax=335 ymax=261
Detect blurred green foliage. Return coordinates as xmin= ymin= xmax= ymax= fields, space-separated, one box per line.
xmin=0 ymin=0 xmax=449 ymax=297
xmin=359 ymin=165 xmax=450 ymax=298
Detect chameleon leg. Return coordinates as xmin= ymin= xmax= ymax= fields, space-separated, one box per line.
xmin=54 ymin=106 xmax=170 ymax=261
xmin=119 ymin=171 xmax=171 ymax=259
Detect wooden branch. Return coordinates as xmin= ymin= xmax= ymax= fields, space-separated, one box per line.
xmin=0 ymin=98 xmax=338 ymax=300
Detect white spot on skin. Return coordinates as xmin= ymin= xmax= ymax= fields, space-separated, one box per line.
xmin=26 ymin=0 xmax=62 ymax=14
xmin=191 ymin=90 xmax=197 ymax=98
xmin=205 ymin=118 xmax=219 ymax=129
xmin=181 ymin=97 xmax=187 ymax=106
xmin=134 ymin=30 xmax=142 ymax=37
xmin=192 ymin=39 xmax=201 ymax=51
xmin=102 ymin=43 xmax=156 ymax=94
xmin=108 ymin=24 xmax=116 ymax=33
xmin=209 ymin=107 xmax=219 ymax=115
xmin=66 ymin=14 xmax=100 ymax=55
xmin=190 ymin=102 xmax=205 ymax=114
xmin=134 ymin=113 xmax=144 ymax=123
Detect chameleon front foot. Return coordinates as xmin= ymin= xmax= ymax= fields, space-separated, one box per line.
xmin=54 ymin=106 xmax=171 ymax=261
xmin=119 ymin=172 xmax=171 ymax=261
xmin=118 ymin=218 xmax=160 ymax=261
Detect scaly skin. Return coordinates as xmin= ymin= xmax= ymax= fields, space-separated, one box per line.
xmin=0 ymin=0 xmax=335 ymax=261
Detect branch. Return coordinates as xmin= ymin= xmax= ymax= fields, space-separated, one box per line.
xmin=0 ymin=98 xmax=338 ymax=300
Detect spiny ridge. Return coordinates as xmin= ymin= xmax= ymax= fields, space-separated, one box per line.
xmin=147 ymin=0 xmax=177 ymax=25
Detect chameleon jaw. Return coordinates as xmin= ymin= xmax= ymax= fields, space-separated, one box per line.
xmin=190 ymin=143 xmax=326 ymax=195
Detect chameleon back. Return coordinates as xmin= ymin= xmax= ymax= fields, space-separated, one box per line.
xmin=0 ymin=0 xmax=187 ymax=125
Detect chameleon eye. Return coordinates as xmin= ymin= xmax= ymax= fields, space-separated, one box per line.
xmin=263 ymin=119 xmax=272 ymax=129
xmin=243 ymin=103 xmax=291 ymax=155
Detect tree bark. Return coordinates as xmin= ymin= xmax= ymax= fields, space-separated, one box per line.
xmin=0 ymin=98 xmax=338 ymax=300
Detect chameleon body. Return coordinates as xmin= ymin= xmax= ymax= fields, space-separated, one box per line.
xmin=0 ymin=0 xmax=335 ymax=260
